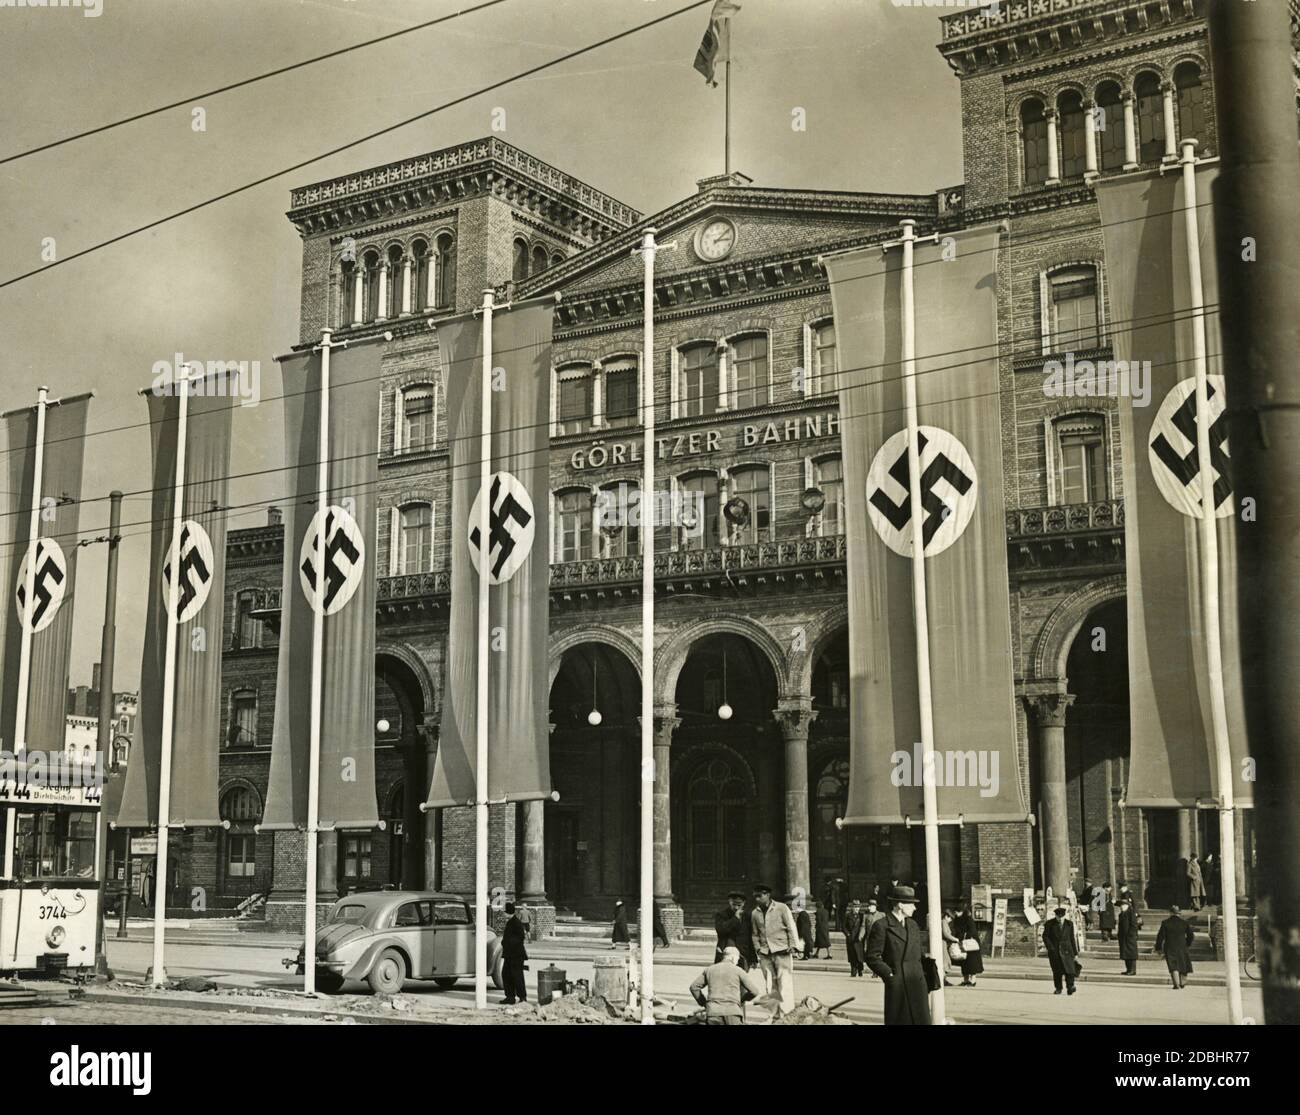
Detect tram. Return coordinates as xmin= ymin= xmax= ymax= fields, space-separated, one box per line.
xmin=0 ymin=752 xmax=102 ymax=977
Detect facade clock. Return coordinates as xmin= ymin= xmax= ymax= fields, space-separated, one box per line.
xmin=694 ymin=217 xmax=738 ymax=262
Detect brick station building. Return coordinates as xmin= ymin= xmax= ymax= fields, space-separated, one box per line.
xmin=165 ymin=0 xmax=1266 ymax=940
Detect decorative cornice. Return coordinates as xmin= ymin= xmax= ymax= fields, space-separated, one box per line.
xmin=1007 ymin=498 xmax=1125 ymax=578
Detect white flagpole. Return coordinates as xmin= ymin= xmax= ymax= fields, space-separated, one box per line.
xmin=637 ymin=229 xmax=658 ymax=1023
xmin=898 ymin=219 xmax=947 ymax=1025
xmin=1179 ymin=140 xmax=1243 ymax=1025
xmin=3 ymin=385 xmax=49 ymax=880
xmin=304 ymin=328 xmax=334 ymax=996
xmin=152 ymin=367 xmax=193 ymax=987
xmin=475 ymin=289 xmax=495 ymax=1010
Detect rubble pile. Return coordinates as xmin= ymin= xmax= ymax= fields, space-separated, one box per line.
xmin=772 ymin=996 xmax=854 ymax=1026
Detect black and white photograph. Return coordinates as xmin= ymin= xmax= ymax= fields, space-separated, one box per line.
xmin=0 ymin=0 xmax=1297 ymax=1092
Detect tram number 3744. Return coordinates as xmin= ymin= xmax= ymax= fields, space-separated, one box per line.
xmin=37 ymin=902 xmax=70 ymax=920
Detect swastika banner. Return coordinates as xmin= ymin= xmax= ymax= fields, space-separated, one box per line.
xmin=1097 ymin=164 xmax=1250 ymax=808
xmin=118 ymin=381 xmax=233 ymax=828
xmin=1 ymin=393 xmax=90 ymax=756
xmin=827 ymin=226 xmax=1027 ymax=826
xmin=428 ymin=300 xmax=553 ymax=808
xmin=263 ymin=340 xmax=383 ymax=830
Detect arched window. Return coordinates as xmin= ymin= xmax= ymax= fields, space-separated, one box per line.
xmin=363 ymin=251 xmax=381 ymax=322
xmin=725 ymin=464 xmax=771 ymax=544
xmin=556 ymin=364 xmax=593 ymax=435
xmin=1051 ymin=414 xmax=1108 ymax=504
xmin=411 ymin=240 xmax=430 ymax=312
xmin=396 ymin=383 xmax=436 ymax=455
xmin=555 ymin=489 xmax=593 ymax=562
xmin=678 ymin=470 xmax=721 ymax=551
xmin=1096 ymin=82 xmax=1126 ymax=171
xmin=512 ymin=239 xmax=530 ymax=283
xmin=1135 ymin=72 xmax=1165 ymax=164
xmin=341 ymin=260 xmax=358 ymax=326
xmin=813 ymin=646 xmax=850 ymax=711
xmin=531 ymin=244 xmax=549 ymax=277
xmin=434 ymin=232 xmax=456 ymax=309
xmin=729 ymin=334 xmax=769 ymax=409
xmin=551 ymin=251 xmax=565 ymax=270
xmin=1058 ymin=91 xmax=1087 ymax=179
xmin=678 ymin=342 xmax=720 ymax=418
xmin=398 ymin=502 xmax=433 ymax=574
xmin=387 ymin=245 xmax=405 ymax=316
xmin=602 ymin=358 xmax=638 ymax=429
xmin=596 ymin=480 xmax=640 ymax=557
xmin=226 ymin=689 xmax=258 ymax=748
xmin=1175 ymin=62 xmax=1205 ymax=145
xmin=1045 ymin=265 xmax=1101 ymax=351
xmin=1021 ymin=99 xmax=1049 ymax=186
xmin=220 ymin=786 xmax=261 ymax=883
xmin=687 ymin=758 xmax=749 ymax=881
xmin=811 ymin=454 xmax=844 ymax=537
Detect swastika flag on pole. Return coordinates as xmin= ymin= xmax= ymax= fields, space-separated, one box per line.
xmin=118 ymin=378 xmax=233 ymax=828
xmin=428 ymin=299 xmax=553 ymax=808
xmin=1097 ymin=165 xmax=1250 ymax=808
xmin=826 ymin=226 xmax=1027 ymax=826
xmin=1 ymin=393 xmax=90 ymax=756
xmin=263 ymin=340 xmax=383 ymax=830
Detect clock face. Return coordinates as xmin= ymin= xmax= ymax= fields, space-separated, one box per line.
xmin=696 ymin=218 xmax=737 ymax=262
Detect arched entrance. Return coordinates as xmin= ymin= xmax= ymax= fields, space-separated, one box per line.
xmin=545 ymin=642 xmax=640 ymax=918
xmin=671 ymin=634 xmax=778 ymax=919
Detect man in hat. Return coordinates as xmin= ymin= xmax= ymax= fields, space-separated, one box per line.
xmin=864 ymin=885 xmax=931 ymax=1024
xmin=1042 ymin=905 xmax=1079 ymax=995
xmin=690 ymin=946 xmax=769 ymax=1025
xmin=714 ymin=891 xmax=755 ymax=967
xmin=1116 ymin=895 xmax=1142 ymax=975
xmin=750 ymin=884 xmax=800 ymax=1016
xmin=843 ymin=899 xmax=865 ymax=977
xmin=1155 ymin=904 xmax=1196 ymax=989
xmin=861 ymin=898 xmax=885 ymax=977
xmin=499 ymin=903 xmax=528 ymax=1005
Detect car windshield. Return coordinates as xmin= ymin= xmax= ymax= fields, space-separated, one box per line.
xmin=330 ymin=903 xmax=369 ymax=924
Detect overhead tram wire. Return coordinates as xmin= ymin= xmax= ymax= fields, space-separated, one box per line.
xmin=0 ymin=0 xmax=716 ymax=294
xmin=0 ymin=0 xmax=517 ymax=167
xmin=0 ymin=338 xmax=1227 ymax=555
xmin=0 ymin=297 xmax=1226 ymax=524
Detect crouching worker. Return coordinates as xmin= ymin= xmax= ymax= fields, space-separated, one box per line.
xmin=690 ymin=946 xmax=768 ymax=1026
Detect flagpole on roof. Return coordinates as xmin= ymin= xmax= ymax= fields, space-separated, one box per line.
xmin=302 ymin=328 xmax=334 ymax=997
xmin=151 ymin=366 xmax=195 ymax=988
xmin=475 ymin=289 xmax=495 ymax=1011
xmin=1178 ymin=140 xmax=1243 ymax=1026
xmin=2 ymin=385 xmax=48 ymax=881
xmin=897 ymin=219 xmax=947 ymax=1026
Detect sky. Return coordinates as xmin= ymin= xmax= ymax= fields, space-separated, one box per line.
xmin=0 ymin=0 xmax=964 ymax=690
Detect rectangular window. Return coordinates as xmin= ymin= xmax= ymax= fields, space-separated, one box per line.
xmin=814 ymin=456 xmax=844 ymax=537
xmin=227 ymin=833 xmax=256 ymax=878
xmin=727 ymin=466 xmax=771 ymax=544
xmin=813 ymin=323 xmax=837 ymax=394
xmin=596 ymin=482 xmax=639 ymax=557
xmin=236 ymin=593 xmax=258 ymax=650
xmin=400 ymin=504 xmax=432 ymax=574
xmin=1049 ymin=269 xmax=1100 ymax=351
xmin=13 ymin=809 xmax=96 ymax=879
xmin=1056 ymin=418 xmax=1107 ymax=503
xmin=730 ymin=335 xmax=768 ymax=410
xmin=558 ymin=371 xmax=592 ymax=436
xmin=402 ymin=390 xmax=435 ymax=454
xmin=556 ymin=490 xmax=592 ymax=562
xmin=230 ymin=692 xmax=258 ymax=747
xmin=679 ymin=474 xmax=720 ymax=551
xmin=343 ymin=837 xmax=373 ymax=879
xmin=603 ymin=363 xmax=638 ymax=428
xmin=680 ymin=345 xmax=720 ymax=418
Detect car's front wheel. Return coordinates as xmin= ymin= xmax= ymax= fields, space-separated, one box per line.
xmin=367 ymin=949 xmax=407 ymax=995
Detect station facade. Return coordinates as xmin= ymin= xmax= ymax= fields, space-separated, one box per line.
xmin=161 ymin=0 xmax=1260 ymax=935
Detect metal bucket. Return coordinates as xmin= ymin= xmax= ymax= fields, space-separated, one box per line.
xmin=592 ymin=955 xmax=628 ymax=1007
xmin=537 ymin=963 xmax=567 ymax=1006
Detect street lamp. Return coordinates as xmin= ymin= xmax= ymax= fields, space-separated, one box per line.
xmin=717 ymin=644 xmax=733 ymax=721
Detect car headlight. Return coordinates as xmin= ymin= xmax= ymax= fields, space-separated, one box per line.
xmin=46 ymin=925 xmax=66 ymax=949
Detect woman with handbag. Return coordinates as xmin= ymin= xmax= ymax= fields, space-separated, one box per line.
xmin=951 ymin=905 xmax=985 ymax=987
xmin=941 ymin=909 xmax=960 ymax=987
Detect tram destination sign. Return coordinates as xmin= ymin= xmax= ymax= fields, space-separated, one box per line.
xmin=0 ymin=749 xmax=104 ymax=808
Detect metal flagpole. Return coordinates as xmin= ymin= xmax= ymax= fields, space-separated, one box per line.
xmin=1178 ymin=141 xmax=1243 ymax=1025
xmin=304 ymin=329 xmax=334 ymax=996
xmin=3 ymin=385 xmax=49 ymax=881
xmin=724 ymin=55 xmax=731 ymax=176
xmin=637 ymin=230 xmax=658 ymax=1023
xmin=152 ymin=368 xmax=193 ymax=987
xmin=898 ymin=219 xmax=947 ymax=1025
xmin=93 ymin=489 xmax=123 ymax=980
xmin=475 ymin=289 xmax=495 ymax=1011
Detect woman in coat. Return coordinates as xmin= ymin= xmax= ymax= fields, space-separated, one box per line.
xmin=951 ymin=906 xmax=985 ymax=986
xmin=610 ymin=900 xmax=629 ymax=948
xmin=1187 ymin=853 xmax=1206 ymax=911
xmin=1116 ymin=897 xmax=1142 ymax=975
xmin=1155 ymin=905 xmax=1195 ymax=989
xmin=794 ymin=903 xmax=814 ymax=960
xmin=940 ymin=910 xmax=959 ymax=985
xmin=1098 ymin=883 xmax=1117 ymax=941
xmin=811 ymin=899 xmax=833 ymax=960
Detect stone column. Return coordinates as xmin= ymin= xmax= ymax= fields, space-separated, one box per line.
xmin=1031 ymin=692 xmax=1075 ymax=897
xmin=1083 ymin=100 xmax=1099 ymax=181
xmin=774 ymin=697 xmax=817 ymax=901
xmin=401 ymin=257 xmax=413 ymax=315
xmin=377 ymin=264 xmax=389 ymax=320
xmin=426 ymin=259 xmax=438 ymax=310
xmin=519 ymin=799 xmax=554 ymax=940
xmin=1122 ymin=93 xmax=1139 ymax=170
xmin=1161 ymin=83 xmax=1179 ymax=161
xmin=651 ymin=703 xmax=680 ymax=902
xmin=1045 ymin=109 xmax=1062 ymax=185
xmin=353 ymin=268 xmax=365 ymax=324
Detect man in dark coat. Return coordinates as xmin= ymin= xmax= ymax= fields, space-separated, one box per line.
xmin=499 ymin=903 xmax=528 ymax=1005
xmin=610 ymin=900 xmax=629 ymax=948
xmin=1116 ymin=896 xmax=1142 ymax=975
xmin=1155 ymin=905 xmax=1195 ymax=989
xmin=843 ymin=899 xmax=865 ymax=977
xmin=714 ymin=892 xmax=755 ymax=967
xmin=1098 ymin=883 xmax=1117 ymax=941
xmin=794 ymin=903 xmax=814 ymax=960
xmin=1042 ymin=906 xmax=1079 ymax=995
xmin=865 ymin=885 xmax=931 ymax=1025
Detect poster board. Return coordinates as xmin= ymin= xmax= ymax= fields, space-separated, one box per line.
xmin=991 ymin=897 xmax=1008 ymax=956
xmin=970 ymin=884 xmax=993 ymax=921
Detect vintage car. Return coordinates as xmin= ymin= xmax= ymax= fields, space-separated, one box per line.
xmin=291 ymin=890 xmax=504 ymax=994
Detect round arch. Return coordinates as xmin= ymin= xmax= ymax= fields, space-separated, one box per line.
xmin=1031 ymin=573 xmax=1127 ymax=681
xmin=654 ymin=614 xmax=790 ymax=706
xmin=791 ymin=601 xmax=850 ymax=697
xmin=375 ymin=642 xmax=436 ymax=718
xmin=549 ymin=624 xmax=643 ymax=690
